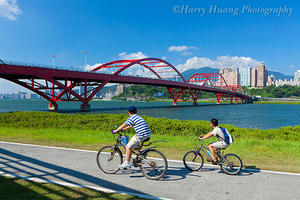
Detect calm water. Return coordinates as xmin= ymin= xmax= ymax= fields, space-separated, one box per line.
xmin=0 ymin=99 xmax=299 ymax=130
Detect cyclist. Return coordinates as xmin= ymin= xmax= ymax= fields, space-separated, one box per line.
xmin=113 ymin=106 xmax=151 ymax=169
xmin=198 ymin=118 xmax=229 ymax=165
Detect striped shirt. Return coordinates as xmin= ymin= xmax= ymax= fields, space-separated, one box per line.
xmin=125 ymin=114 xmax=151 ymax=138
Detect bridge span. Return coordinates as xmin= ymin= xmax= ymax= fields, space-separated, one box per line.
xmin=0 ymin=58 xmax=252 ymax=111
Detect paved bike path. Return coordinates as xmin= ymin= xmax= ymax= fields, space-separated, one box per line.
xmin=0 ymin=141 xmax=299 ymax=200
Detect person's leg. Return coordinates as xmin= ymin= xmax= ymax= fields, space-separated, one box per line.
xmin=125 ymin=145 xmax=132 ymax=162
xmin=208 ymin=143 xmax=217 ymax=162
xmin=119 ymin=135 xmax=140 ymax=168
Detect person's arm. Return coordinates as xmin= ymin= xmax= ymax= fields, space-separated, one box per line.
xmin=113 ymin=123 xmax=132 ymax=133
xmin=122 ymin=125 xmax=133 ymax=131
xmin=198 ymin=132 xmax=213 ymax=140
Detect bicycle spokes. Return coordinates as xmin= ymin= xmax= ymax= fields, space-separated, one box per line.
xmin=220 ymin=154 xmax=243 ymax=175
xmin=139 ymin=149 xmax=168 ymax=180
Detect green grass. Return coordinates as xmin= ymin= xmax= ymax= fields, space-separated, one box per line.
xmin=0 ymin=176 xmax=148 ymax=200
xmin=1 ymin=127 xmax=299 ymax=173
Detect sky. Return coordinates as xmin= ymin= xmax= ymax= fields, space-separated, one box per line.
xmin=0 ymin=0 xmax=300 ymax=93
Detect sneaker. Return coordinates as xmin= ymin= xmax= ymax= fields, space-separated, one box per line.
xmin=212 ymin=160 xmax=219 ymax=165
xmin=118 ymin=162 xmax=132 ymax=169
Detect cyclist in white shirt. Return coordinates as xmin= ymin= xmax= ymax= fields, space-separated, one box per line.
xmin=198 ymin=118 xmax=229 ymax=165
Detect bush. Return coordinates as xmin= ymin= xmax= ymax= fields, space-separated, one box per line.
xmin=0 ymin=111 xmax=299 ymax=141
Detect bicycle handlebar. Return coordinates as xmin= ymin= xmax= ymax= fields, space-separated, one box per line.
xmin=111 ymin=129 xmax=124 ymax=136
xmin=195 ymin=137 xmax=204 ymax=146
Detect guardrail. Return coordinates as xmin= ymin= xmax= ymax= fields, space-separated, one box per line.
xmin=0 ymin=59 xmax=186 ymax=82
xmin=0 ymin=59 xmax=67 ymax=70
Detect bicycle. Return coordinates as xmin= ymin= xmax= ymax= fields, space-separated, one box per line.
xmin=183 ymin=138 xmax=243 ymax=175
xmin=96 ymin=129 xmax=168 ymax=180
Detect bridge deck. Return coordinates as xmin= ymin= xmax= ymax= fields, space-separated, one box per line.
xmin=0 ymin=62 xmax=251 ymax=110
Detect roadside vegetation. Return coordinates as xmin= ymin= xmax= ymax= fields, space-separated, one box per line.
xmin=0 ymin=111 xmax=299 ymax=173
xmin=244 ymin=85 xmax=300 ymax=98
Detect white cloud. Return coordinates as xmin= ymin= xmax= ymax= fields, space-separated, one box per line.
xmin=118 ymin=51 xmax=147 ymax=60
xmin=84 ymin=63 xmax=102 ymax=72
xmin=289 ymin=65 xmax=295 ymax=69
xmin=85 ymin=51 xmax=148 ymax=73
xmin=182 ymin=51 xmax=193 ymax=56
xmin=177 ymin=55 xmax=263 ymax=72
xmin=0 ymin=0 xmax=22 ymax=20
xmin=168 ymin=45 xmax=198 ymax=52
xmin=161 ymin=56 xmax=167 ymax=60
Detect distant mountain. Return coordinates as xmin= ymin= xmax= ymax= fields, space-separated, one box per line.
xmin=181 ymin=67 xmax=220 ymax=80
xmin=268 ymin=71 xmax=293 ymax=81
xmin=101 ymin=84 xmax=117 ymax=93
xmin=181 ymin=67 xmax=294 ymax=81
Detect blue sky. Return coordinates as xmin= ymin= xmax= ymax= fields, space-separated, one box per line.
xmin=0 ymin=0 xmax=300 ymax=93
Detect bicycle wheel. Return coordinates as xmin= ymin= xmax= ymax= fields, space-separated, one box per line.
xmin=220 ymin=153 xmax=243 ymax=175
xmin=96 ymin=146 xmax=123 ymax=174
xmin=139 ymin=149 xmax=168 ymax=180
xmin=183 ymin=150 xmax=204 ymax=171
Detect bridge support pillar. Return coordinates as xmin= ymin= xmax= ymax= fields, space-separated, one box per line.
xmin=81 ymin=103 xmax=91 ymax=111
xmin=173 ymin=102 xmax=178 ymax=106
xmin=49 ymin=102 xmax=58 ymax=111
xmin=193 ymin=102 xmax=198 ymax=106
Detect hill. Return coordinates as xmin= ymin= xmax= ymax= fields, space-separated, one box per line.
xmin=181 ymin=67 xmax=220 ymax=80
xmin=100 ymin=84 xmax=117 ymax=94
xmin=268 ymin=71 xmax=293 ymax=81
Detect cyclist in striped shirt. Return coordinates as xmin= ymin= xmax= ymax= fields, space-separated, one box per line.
xmin=113 ymin=106 xmax=151 ymax=169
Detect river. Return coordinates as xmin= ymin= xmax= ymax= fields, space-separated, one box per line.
xmin=0 ymin=99 xmax=299 ymax=130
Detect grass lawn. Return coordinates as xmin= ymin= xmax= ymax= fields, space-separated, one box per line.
xmin=0 ymin=127 xmax=299 ymax=173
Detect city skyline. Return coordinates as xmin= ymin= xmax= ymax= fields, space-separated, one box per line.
xmin=1 ymin=0 xmax=300 ymax=93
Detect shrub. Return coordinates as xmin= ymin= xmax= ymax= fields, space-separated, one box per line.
xmin=0 ymin=111 xmax=299 ymax=141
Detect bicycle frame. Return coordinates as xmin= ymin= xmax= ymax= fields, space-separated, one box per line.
xmin=183 ymin=139 xmax=243 ymax=175
xmin=195 ymin=140 xmax=224 ymax=162
xmin=111 ymin=130 xmax=166 ymax=162
xmin=97 ymin=129 xmax=168 ymax=179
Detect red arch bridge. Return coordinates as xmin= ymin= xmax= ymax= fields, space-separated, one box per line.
xmin=0 ymin=58 xmax=252 ymax=111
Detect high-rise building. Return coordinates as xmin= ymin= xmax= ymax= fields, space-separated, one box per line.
xmin=228 ymin=69 xmax=239 ymax=85
xmin=257 ymin=63 xmax=268 ymax=88
xmin=266 ymin=74 xmax=275 ymax=86
xmin=116 ymin=84 xmax=124 ymax=95
xmin=220 ymin=68 xmax=231 ymax=83
xmin=220 ymin=68 xmax=239 ymax=85
xmin=239 ymin=66 xmax=251 ymax=87
xmin=251 ymin=68 xmax=257 ymax=87
xmin=294 ymin=70 xmax=300 ymax=82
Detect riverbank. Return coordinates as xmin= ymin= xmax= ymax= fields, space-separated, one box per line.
xmin=253 ymin=100 xmax=300 ymax=104
xmin=0 ymin=112 xmax=299 ymax=173
xmin=135 ymin=98 xmax=300 ymax=105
